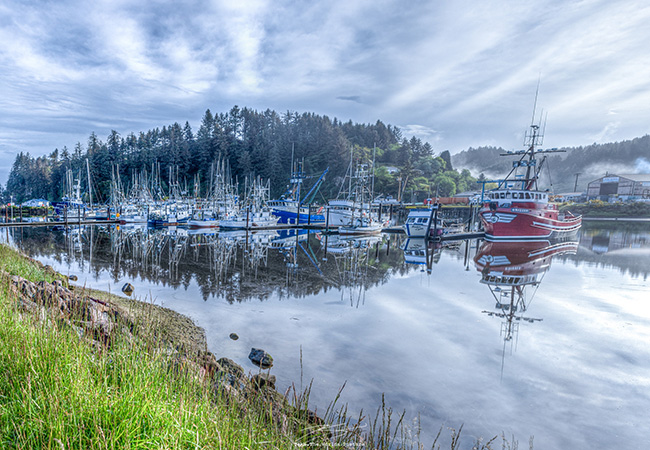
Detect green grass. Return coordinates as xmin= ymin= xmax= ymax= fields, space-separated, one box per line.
xmin=559 ymin=200 xmax=650 ymax=217
xmin=0 ymin=294 xmax=297 ymax=449
xmin=0 ymin=245 xmax=316 ymax=449
xmin=0 ymin=245 xmax=56 ymax=284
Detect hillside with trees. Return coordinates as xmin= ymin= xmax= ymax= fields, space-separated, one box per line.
xmin=3 ymin=107 xmax=476 ymax=204
xmin=452 ymin=135 xmax=650 ymax=193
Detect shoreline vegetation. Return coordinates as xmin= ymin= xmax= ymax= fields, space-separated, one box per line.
xmin=559 ymin=200 xmax=650 ymax=218
xmin=0 ymin=243 xmax=526 ymax=449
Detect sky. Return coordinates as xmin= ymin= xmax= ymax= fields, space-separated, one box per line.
xmin=2 ymin=0 xmax=650 ymax=185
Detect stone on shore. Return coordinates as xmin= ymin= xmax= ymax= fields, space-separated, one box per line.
xmin=121 ymin=283 xmax=134 ymax=295
xmin=251 ymin=373 xmax=276 ymax=390
xmin=248 ymin=348 xmax=273 ymax=368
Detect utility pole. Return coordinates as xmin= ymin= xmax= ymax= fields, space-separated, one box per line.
xmin=574 ymin=173 xmax=581 ymax=192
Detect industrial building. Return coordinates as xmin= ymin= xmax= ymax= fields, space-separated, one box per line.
xmin=586 ymin=174 xmax=650 ymax=201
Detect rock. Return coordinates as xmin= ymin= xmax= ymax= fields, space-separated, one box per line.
xmin=248 ymin=348 xmax=273 ymax=368
xmin=215 ymin=357 xmax=247 ymax=391
xmin=216 ymin=357 xmax=245 ymax=380
xmin=121 ymin=283 xmax=134 ymax=295
xmin=197 ymin=351 xmax=220 ymax=376
xmin=229 ymin=332 xmax=239 ymax=340
xmin=251 ymin=373 xmax=276 ymax=390
xmin=69 ymin=275 xmax=78 ymax=281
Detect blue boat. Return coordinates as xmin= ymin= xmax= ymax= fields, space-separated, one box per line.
xmin=268 ymin=165 xmax=328 ymax=225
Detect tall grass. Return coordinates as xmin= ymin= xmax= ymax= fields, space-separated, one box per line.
xmin=0 ymin=245 xmax=313 ymax=449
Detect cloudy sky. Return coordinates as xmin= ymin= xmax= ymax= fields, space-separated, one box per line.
xmin=2 ymin=0 xmax=650 ymax=184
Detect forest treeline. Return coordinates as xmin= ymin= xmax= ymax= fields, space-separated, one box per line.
xmin=4 ymin=106 xmax=476 ymax=204
xmin=452 ymin=134 xmax=650 ymax=193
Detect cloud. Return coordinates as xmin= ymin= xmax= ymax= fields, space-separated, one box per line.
xmin=635 ymin=158 xmax=650 ymax=173
xmin=337 ymin=96 xmax=362 ymax=103
xmin=2 ymin=0 xmax=650 ymax=185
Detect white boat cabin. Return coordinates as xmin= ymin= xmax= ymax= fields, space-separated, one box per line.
xmin=484 ymin=190 xmax=548 ymax=206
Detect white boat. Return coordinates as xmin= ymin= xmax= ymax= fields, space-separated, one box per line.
xmin=218 ymin=209 xmax=279 ymax=229
xmin=338 ymin=217 xmax=386 ymax=235
xmin=187 ymin=217 xmax=219 ymax=228
xmin=328 ymin=156 xmax=386 ymax=235
xmin=117 ymin=204 xmax=149 ymax=224
xmin=404 ymin=207 xmax=443 ymax=237
xmin=218 ymin=176 xmax=278 ymax=229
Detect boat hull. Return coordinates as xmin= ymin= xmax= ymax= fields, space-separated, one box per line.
xmin=271 ymin=208 xmax=325 ymax=224
xmin=480 ymin=209 xmax=582 ymax=241
xmin=187 ymin=219 xmax=219 ymax=228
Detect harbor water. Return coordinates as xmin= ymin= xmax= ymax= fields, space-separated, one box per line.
xmin=2 ymin=221 xmax=649 ymax=449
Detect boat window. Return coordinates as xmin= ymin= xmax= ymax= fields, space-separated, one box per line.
xmin=525 ymin=193 xmax=531 ymax=199
xmin=500 ymin=192 xmax=505 ymax=199
xmin=512 ymin=192 xmax=518 ymax=199
xmin=505 ymin=192 xmax=511 ymax=199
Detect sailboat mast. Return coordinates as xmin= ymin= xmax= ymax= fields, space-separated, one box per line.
xmin=86 ymin=158 xmax=93 ymax=208
xmin=371 ymin=143 xmax=376 ymax=202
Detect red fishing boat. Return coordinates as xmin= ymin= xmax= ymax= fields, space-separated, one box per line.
xmin=479 ymin=106 xmax=581 ymax=241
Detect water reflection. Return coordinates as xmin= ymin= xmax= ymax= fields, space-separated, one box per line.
xmin=474 ymin=241 xmax=578 ymax=377
xmin=322 ymin=234 xmax=386 ymax=307
xmin=575 ymin=221 xmax=650 ymax=279
xmin=6 ymin=225 xmax=410 ymax=303
xmin=473 ymin=240 xmax=579 ymax=373
xmin=401 ymin=238 xmax=441 ymax=271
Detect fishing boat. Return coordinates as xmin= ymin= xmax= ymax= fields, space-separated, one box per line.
xmin=52 ymin=170 xmax=87 ymax=219
xmin=329 ymin=156 xmax=387 ymax=235
xmin=404 ymin=207 xmax=443 ymax=237
xmin=268 ymin=163 xmax=329 ymax=225
xmin=117 ymin=204 xmax=149 ymax=224
xmin=218 ymin=209 xmax=278 ymax=229
xmin=478 ymin=103 xmax=581 ymax=241
xmin=218 ymin=177 xmax=279 ymax=230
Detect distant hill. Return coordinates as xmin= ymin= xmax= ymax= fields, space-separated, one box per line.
xmin=452 ymin=135 xmax=650 ymax=193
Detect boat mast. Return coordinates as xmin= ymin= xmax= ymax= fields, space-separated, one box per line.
xmin=86 ymin=158 xmax=93 ymax=208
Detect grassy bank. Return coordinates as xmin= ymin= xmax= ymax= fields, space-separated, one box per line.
xmin=559 ymin=200 xmax=650 ymax=218
xmin=0 ymin=244 xmax=521 ymax=449
xmin=0 ymin=244 xmax=337 ymax=449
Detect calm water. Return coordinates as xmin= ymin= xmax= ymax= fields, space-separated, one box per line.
xmin=3 ymin=221 xmax=649 ymax=449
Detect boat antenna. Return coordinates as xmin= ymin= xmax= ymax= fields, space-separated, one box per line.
xmin=529 ymin=79 xmax=540 ymax=130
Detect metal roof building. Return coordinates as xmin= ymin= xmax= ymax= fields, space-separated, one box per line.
xmin=586 ymin=174 xmax=650 ymax=201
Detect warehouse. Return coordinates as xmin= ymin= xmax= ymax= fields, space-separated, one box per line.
xmin=586 ymin=174 xmax=650 ymax=201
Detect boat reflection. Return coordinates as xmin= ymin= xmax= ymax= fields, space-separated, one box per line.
xmin=321 ymin=234 xmax=387 ymax=307
xmin=5 ymin=225 xmax=436 ymax=304
xmin=474 ymin=239 xmax=578 ymax=374
xmin=401 ymin=238 xmax=441 ymax=272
